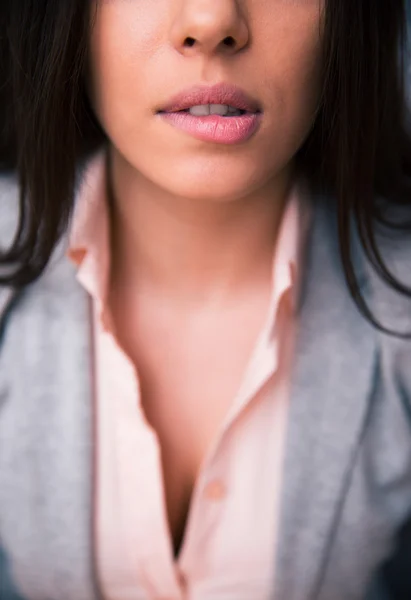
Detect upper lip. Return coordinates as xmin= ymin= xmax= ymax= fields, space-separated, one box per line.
xmin=157 ymin=82 xmax=262 ymax=113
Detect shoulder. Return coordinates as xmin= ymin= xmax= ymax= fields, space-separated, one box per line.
xmin=0 ymin=169 xmax=20 ymax=251
xmin=309 ymin=189 xmax=411 ymax=396
xmin=366 ymin=205 xmax=411 ymax=334
xmin=311 ymin=188 xmax=411 ymax=329
xmin=0 ymin=169 xmax=85 ymax=345
xmin=0 ymin=155 xmax=93 ymax=323
xmin=0 ymin=171 xmax=20 ymax=331
xmin=354 ymin=203 xmax=411 ymax=408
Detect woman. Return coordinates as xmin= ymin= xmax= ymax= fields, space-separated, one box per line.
xmin=0 ymin=1 xmax=411 ymax=599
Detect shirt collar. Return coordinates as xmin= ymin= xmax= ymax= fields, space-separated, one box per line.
xmin=68 ymin=147 xmax=110 ymax=309
xmin=260 ymin=175 xmax=312 ymax=345
xmin=67 ymin=149 xmax=311 ymax=336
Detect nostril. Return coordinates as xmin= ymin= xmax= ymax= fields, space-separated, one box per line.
xmin=184 ymin=36 xmax=235 ymax=49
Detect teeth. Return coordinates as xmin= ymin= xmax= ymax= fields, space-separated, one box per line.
xmin=188 ymin=104 xmax=243 ymax=116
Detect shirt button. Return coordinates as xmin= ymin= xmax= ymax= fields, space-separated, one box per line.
xmin=204 ymin=479 xmax=226 ymax=500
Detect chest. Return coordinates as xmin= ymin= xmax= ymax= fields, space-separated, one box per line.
xmin=110 ymin=286 xmax=274 ymax=460
xmin=1 ymin=286 xmax=411 ymax=600
xmin=111 ymin=303 xmax=272 ymax=555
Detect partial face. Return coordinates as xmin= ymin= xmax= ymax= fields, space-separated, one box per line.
xmin=88 ymin=0 xmax=324 ymax=202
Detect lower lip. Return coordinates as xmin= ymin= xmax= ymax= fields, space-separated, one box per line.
xmin=157 ymin=111 xmax=262 ymax=145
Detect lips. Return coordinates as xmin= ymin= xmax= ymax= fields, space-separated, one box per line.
xmin=157 ymin=82 xmax=262 ymax=114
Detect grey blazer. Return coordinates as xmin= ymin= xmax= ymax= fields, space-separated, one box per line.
xmin=0 ymin=169 xmax=411 ymax=600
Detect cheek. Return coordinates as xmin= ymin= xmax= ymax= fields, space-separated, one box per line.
xmin=263 ymin=16 xmax=324 ymax=140
xmin=88 ymin=4 xmax=156 ymax=130
xmin=288 ymin=30 xmax=323 ymax=112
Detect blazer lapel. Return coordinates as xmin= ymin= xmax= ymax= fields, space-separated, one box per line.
xmin=0 ymin=248 xmax=101 ymax=600
xmin=274 ymin=195 xmax=377 ymax=600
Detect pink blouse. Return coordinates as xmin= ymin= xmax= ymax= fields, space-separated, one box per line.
xmin=68 ymin=149 xmax=305 ymax=600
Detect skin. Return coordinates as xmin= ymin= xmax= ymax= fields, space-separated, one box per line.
xmin=88 ymin=0 xmax=325 ymax=556
xmin=88 ymin=0 xmax=324 ymax=302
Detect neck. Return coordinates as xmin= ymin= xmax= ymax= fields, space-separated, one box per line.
xmin=107 ymin=146 xmax=295 ymax=308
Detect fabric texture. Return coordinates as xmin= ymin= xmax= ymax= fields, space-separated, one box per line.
xmin=0 ymin=155 xmax=411 ymax=600
xmin=66 ymin=149 xmax=303 ymax=600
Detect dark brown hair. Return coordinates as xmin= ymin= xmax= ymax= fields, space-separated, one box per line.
xmin=0 ymin=0 xmax=411 ymax=332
